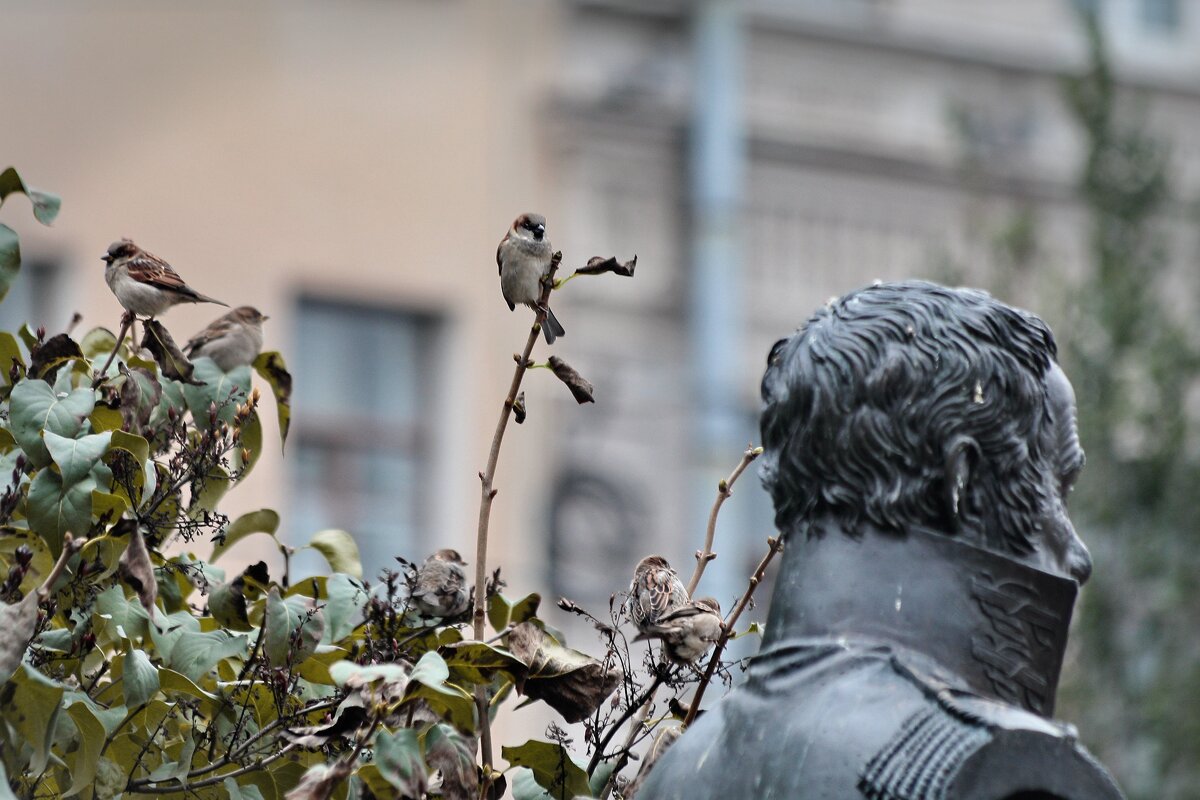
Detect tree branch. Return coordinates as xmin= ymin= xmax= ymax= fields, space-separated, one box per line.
xmin=683 ymin=534 xmax=783 ymax=727
xmin=473 ymin=251 xmax=563 ymax=780
xmin=685 ymin=446 xmax=762 ymax=597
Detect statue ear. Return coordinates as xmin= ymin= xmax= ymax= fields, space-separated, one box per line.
xmin=944 ymin=435 xmax=980 ymax=529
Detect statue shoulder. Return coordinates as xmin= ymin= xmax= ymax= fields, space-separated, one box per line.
xmin=859 ymin=691 xmax=1124 ymax=800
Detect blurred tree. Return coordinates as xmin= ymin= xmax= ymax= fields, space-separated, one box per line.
xmin=1055 ymin=11 xmax=1200 ymax=800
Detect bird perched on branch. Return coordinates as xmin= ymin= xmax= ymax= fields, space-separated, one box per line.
xmin=411 ymin=549 xmax=470 ymax=619
xmin=185 ymin=306 xmax=268 ymax=371
xmin=102 ymin=239 xmax=227 ymax=318
xmin=626 ymin=555 xmax=689 ymax=634
xmin=497 ymin=213 xmax=565 ymax=344
xmin=634 ymin=596 xmax=723 ymax=664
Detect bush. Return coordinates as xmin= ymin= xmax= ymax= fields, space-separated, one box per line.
xmin=0 ymin=170 xmax=774 ymax=800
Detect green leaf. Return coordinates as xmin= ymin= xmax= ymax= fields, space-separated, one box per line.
xmin=183 ymin=357 xmax=251 ymax=428
xmin=158 ymin=668 xmax=221 ymax=717
xmin=94 ymin=756 xmax=125 ymax=800
xmin=109 ymin=429 xmax=157 ymax=507
xmin=0 ymin=527 xmax=53 ymax=595
xmin=2 ymin=663 xmax=64 ymax=774
xmin=253 ymin=351 xmax=292 ymax=451
xmin=169 ymin=629 xmax=249 ymax=682
xmin=307 ymin=529 xmax=362 ymax=579
xmin=9 ymin=379 xmax=95 ymax=468
xmin=443 ymin=641 xmax=526 ymax=686
xmin=0 ymin=588 xmax=40 ymax=682
xmin=510 ymin=593 xmax=542 ymax=625
xmin=44 ymin=429 xmax=112 ymax=486
xmin=264 ymin=586 xmax=324 ymax=665
xmin=121 ymin=647 xmax=161 ymax=707
xmin=374 ymin=728 xmax=428 ymax=798
xmin=27 ymin=469 xmax=98 ymax=554
xmin=212 ymin=509 xmax=280 ymax=562
xmin=0 ymin=167 xmax=61 ymax=225
xmin=0 ymin=224 xmax=19 ymax=305
xmin=502 ymin=740 xmax=590 ymax=800
xmin=65 ymin=699 xmax=106 ymax=796
xmin=189 ymin=464 xmax=232 ymax=517
xmin=233 ymin=408 xmax=263 ymax=480
xmin=0 ymin=331 xmax=24 ymax=383
xmin=324 ymin=573 xmax=365 ymax=642
xmin=404 ymin=651 xmax=475 ymax=733
xmin=329 ymin=659 xmax=410 ymax=688
xmin=223 ymin=777 xmax=267 ymax=800
xmin=295 ymin=645 xmax=349 ymax=686
xmin=79 ymin=326 xmax=118 ymax=360
xmin=488 ymin=593 xmax=512 ymax=632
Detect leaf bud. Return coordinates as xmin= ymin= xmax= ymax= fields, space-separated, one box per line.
xmin=168 ymin=405 xmax=178 ymax=423
xmin=241 ymin=448 xmax=252 ymax=465
xmin=35 ymin=325 xmax=45 ymax=342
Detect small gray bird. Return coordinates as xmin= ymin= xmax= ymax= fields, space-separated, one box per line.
xmin=101 ymin=239 xmax=228 ymax=317
xmin=185 ymin=306 xmax=268 ymax=371
xmin=634 ymin=597 xmax=723 ymax=664
xmin=411 ymin=549 xmax=470 ymax=619
xmin=496 ymin=213 xmax=565 ymax=344
xmin=626 ymin=555 xmax=689 ymax=634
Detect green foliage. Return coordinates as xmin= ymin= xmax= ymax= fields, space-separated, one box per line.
xmin=1050 ymin=14 xmax=1200 ymax=799
xmin=0 ymin=170 xmax=722 ymax=800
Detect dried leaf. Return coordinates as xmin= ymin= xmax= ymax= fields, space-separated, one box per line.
xmin=425 ymin=723 xmax=479 ymax=800
xmin=142 ymin=320 xmax=200 ymax=384
xmin=118 ymin=526 xmax=157 ymax=620
xmin=282 ymin=705 xmax=368 ymax=748
xmin=284 ymin=760 xmax=352 ymax=800
xmin=118 ymin=365 xmax=162 ymax=434
xmin=573 ymin=255 xmax=637 ymax=278
xmin=507 ymin=621 xmax=621 ymax=723
xmin=547 ymin=356 xmax=594 ymax=405
xmin=29 ymin=333 xmax=84 ymax=380
xmin=513 ymin=391 xmax=527 ymax=425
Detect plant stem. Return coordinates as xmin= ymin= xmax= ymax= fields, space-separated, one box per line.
xmin=124 ymin=743 xmax=298 ymax=793
xmin=685 ymin=446 xmax=763 ymax=597
xmin=92 ymin=313 xmax=134 ymax=389
xmin=473 ymin=251 xmax=563 ymax=779
xmin=683 ymin=534 xmax=783 ymax=727
xmin=587 ymin=671 xmax=664 ymax=776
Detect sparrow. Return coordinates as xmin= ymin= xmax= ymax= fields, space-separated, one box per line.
xmin=411 ymin=549 xmax=470 ymax=619
xmin=497 ymin=213 xmax=565 ymax=344
xmin=626 ymin=555 xmax=689 ymax=634
xmin=185 ymin=306 xmax=268 ymax=371
xmin=102 ymin=238 xmax=228 ymax=317
xmin=633 ymin=597 xmax=723 ymax=664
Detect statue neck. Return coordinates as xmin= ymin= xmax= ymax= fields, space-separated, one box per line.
xmin=760 ymin=521 xmax=1078 ymax=717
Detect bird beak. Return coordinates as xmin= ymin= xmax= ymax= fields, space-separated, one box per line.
xmin=100 ymin=255 xmax=111 ymax=263
xmin=261 ymin=315 xmax=270 ymax=322
xmin=534 ymin=224 xmax=545 ymax=240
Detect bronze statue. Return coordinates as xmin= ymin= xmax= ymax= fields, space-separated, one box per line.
xmin=638 ymin=282 xmax=1123 ymax=799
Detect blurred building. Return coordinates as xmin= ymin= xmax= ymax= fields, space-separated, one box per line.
xmin=3 ymin=0 xmax=1199 ymax=772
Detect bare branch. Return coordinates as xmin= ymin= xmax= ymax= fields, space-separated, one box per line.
xmin=685 ymin=446 xmax=763 ymax=597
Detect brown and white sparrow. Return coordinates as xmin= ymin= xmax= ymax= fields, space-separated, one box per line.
xmin=497 ymin=213 xmax=565 ymax=344
xmin=626 ymin=555 xmax=689 ymax=634
xmin=411 ymin=549 xmax=470 ymax=619
xmin=102 ymin=239 xmax=227 ymax=317
xmin=185 ymin=306 xmax=268 ymax=371
xmin=633 ymin=597 xmax=723 ymax=664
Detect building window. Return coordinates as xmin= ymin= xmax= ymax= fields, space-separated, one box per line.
xmin=1140 ymin=0 xmax=1179 ymax=32
xmin=288 ymin=297 xmax=438 ymax=577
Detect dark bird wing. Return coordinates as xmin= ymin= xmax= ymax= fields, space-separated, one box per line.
xmin=184 ymin=314 xmax=237 ymax=356
xmin=497 ymin=240 xmax=515 ymax=311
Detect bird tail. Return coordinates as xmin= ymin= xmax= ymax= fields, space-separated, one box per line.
xmin=184 ymin=289 xmax=229 ymax=307
xmin=542 ymin=305 xmax=565 ymax=344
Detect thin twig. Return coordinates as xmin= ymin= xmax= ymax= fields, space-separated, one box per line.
xmin=685 ymin=446 xmax=762 ymax=598
xmin=473 ymin=251 xmax=563 ymax=781
xmin=587 ymin=671 xmax=664 ymax=776
xmin=92 ymin=313 xmax=134 ymax=389
xmin=124 ymin=743 xmax=298 ymax=793
xmin=683 ymin=534 xmax=783 ymax=728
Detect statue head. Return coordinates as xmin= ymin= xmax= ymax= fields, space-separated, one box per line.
xmin=759 ymin=280 xmax=1091 ymax=583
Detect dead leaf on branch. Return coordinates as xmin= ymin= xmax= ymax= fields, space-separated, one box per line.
xmin=506 ymin=621 xmax=621 ymax=723
xmin=547 ymin=356 xmax=594 ymax=405
xmin=119 ymin=526 xmax=157 ymax=620
xmin=142 ymin=320 xmax=200 ymax=385
xmin=573 ymin=255 xmax=638 ymax=278
xmin=512 ymin=391 xmax=527 ymax=425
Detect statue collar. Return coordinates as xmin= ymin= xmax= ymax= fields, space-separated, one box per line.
xmin=758 ymin=523 xmax=1078 ymax=717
